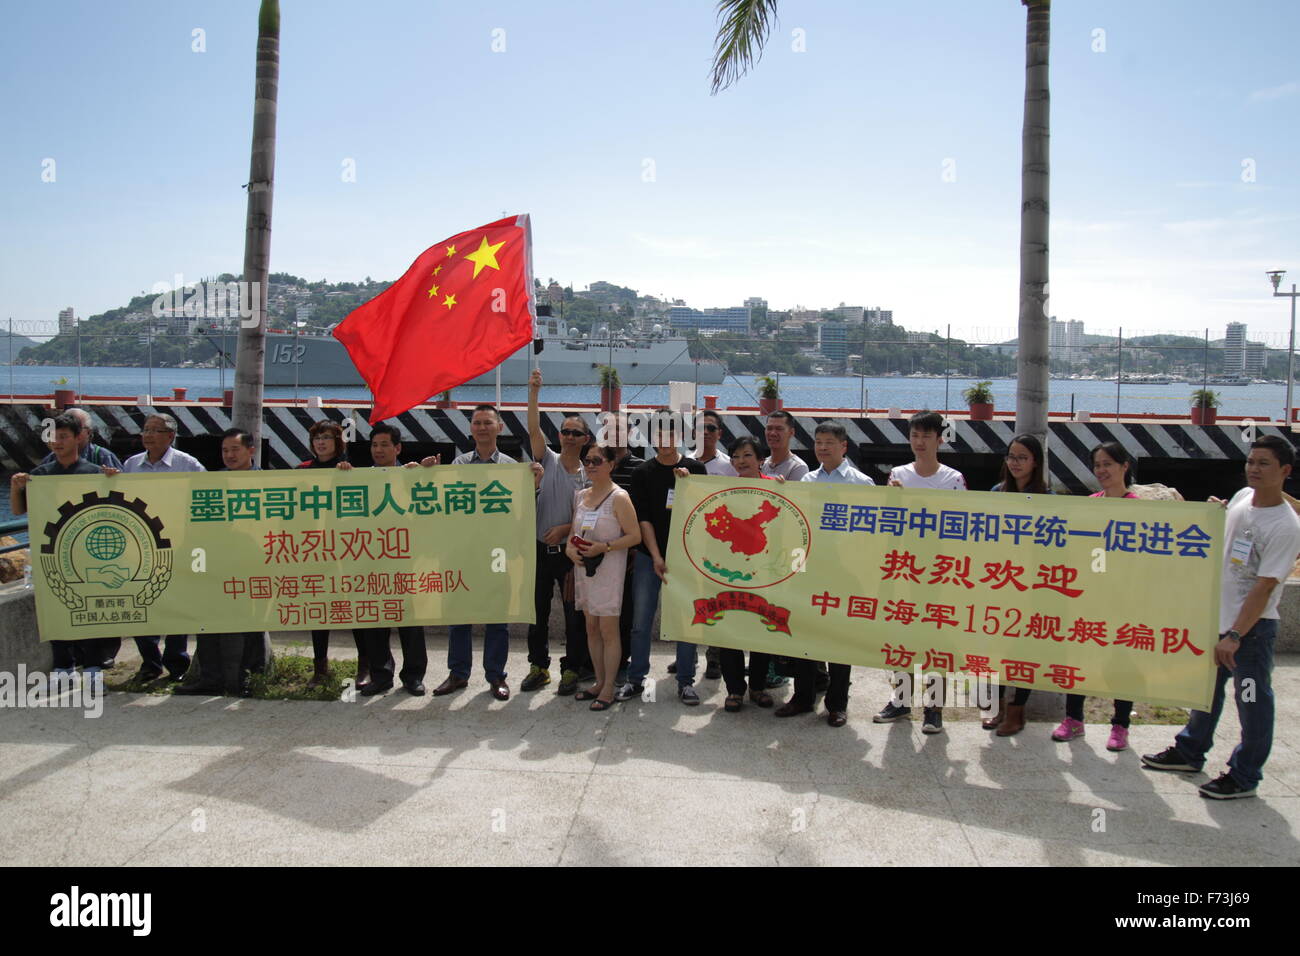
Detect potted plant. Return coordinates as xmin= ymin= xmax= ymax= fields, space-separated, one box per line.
xmin=434 ymin=389 xmax=453 ymax=409
xmin=962 ymin=380 xmax=995 ymax=421
xmin=598 ymin=365 xmax=621 ymax=412
xmin=1191 ymin=388 xmax=1220 ymax=425
xmin=755 ymin=374 xmax=782 ymax=415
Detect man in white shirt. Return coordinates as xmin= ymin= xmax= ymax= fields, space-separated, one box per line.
xmin=1143 ymin=435 xmax=1300 ymax=799
xmin=776 ymin=421 xmax=872 ymax=727
xmin=120 ymin=413 xmax=204 ymax=681
xmin=761 ymin=410 xmax=809 ymax=481
xmin=878 ymin=410 xmax=967 ymax=734
xmin=697 ymin=410 xmax=738 ymax=477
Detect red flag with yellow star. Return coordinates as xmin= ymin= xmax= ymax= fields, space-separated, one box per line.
xmin=333 ymin=214 xmax=536 ymax=423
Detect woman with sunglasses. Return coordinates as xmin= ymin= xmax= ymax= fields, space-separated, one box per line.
xmin=983 ymin=434 xmax=1052 ymax=734
xmin=1051 ymin=442 xmax=1138 ymax=751
xmin=566 ymin=444 xmax=642 ymax=710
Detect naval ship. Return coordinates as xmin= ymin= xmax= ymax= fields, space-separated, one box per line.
xmin=200 ymin=313 xmax=727 ymax=387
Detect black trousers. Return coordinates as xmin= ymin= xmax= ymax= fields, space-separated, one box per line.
xmin=618 ymin=561 xmax=635 ymax=673
xmin=51 ymin=637 xmax=120 ymax=671
xmin=356 ymin=626 xmax=428 ymax=686
xmin=892 ymin=670 xmax=947 ymax=708
xmin=792 ymin=660 xmax=851 ymax=712
xmin=719 ymin=648 xmax=772 ymax=697
xmin=134 ymin=634 xmax=189 ymax=676
xmin=312 ymin=629 xmax=368 ymax=668
xmin=1066 ymin=694 xmax=1133 ymax=728
xmin=528 ymin=542 xmax=588 ymax=672
xmin=192 ymin=633 xmax=268 ymax=691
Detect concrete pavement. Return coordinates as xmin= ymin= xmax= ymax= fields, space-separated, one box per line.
xmin=1 ymin=634 xmax=1297 ymax=867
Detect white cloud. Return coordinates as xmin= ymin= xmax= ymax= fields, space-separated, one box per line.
xmin=1247 ymin=81 xmax=1299 ymax=102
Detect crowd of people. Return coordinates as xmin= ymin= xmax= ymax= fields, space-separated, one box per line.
xmin=8 ymin=379 xmax=1299 ymax=801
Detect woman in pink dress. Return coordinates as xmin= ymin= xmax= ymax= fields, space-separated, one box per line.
xmin=566 ymin=444 xmax=642 ymax=710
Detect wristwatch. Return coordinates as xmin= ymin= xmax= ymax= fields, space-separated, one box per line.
xmin=1222 ymin=630 xmax=1241 ymax=643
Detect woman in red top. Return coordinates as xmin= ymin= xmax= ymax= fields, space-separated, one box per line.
xmin=1052 ymin=442 xmax=1138 ymax=750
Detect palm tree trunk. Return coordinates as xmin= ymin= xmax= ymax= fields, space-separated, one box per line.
xmin=1016 ymin=0 xmax=1050 ymax=447
xmin=233 ymin=0 xmax=280 ymax=459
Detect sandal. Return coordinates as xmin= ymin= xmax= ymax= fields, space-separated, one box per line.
xmin=575 ymin=690 xmax=599 ymax=701
xmin=748 ymin=690 xmax=774 ymax=708
xmin=590 ymin=698 xmax=614 ymax=711
xmin=724 ymin=694 xmax=744 ymax=713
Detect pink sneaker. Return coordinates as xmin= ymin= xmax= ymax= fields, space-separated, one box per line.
xmin=1051 ymin=717 xmax=1085 ymax=741
xmin=1107 ymin=725 xmax=1129 ymax=752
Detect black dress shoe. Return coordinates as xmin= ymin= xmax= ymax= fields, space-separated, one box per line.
xmin=132 ymin=667 xmax=163 ymax=683
xmin=827 ymin=710 xmax=848 ymax=728
xmin=433 ymin=675 xmax=468 ymax=696
xmin=360 ymin=680 xmax=394 ymax=697
xmin=173 ymin=684 xmax=222 ymax=696
xmin=403 ymin=680 xmax=427 ymax=696
xmin=774 ymin=700 xmax=814 ymax=718
xmin=489 ymin=680 xmax=510 ymax=701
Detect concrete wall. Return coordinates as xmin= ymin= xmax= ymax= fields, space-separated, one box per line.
xmin=0 ymin=584 xmax=51 ymax=674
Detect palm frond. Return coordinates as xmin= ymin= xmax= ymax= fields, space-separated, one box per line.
xmin=710 ymin=0 xmax=780 ymax=95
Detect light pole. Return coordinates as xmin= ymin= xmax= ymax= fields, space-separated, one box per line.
xmin=1268 ymin=270 xmax=1298 ymax=425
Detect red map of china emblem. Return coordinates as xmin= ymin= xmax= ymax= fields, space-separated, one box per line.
xmin=682 ymin=486 xmax=811 ymax=589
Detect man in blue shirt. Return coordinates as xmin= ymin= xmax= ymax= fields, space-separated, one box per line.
xmin=38 ymin=407 xmax=122 ymax=470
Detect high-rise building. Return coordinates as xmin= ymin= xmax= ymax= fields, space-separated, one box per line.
xmin=818 ymin=321 xmax=848 ymax=361
xmin=743 ymin=297 xmax=767 ymax=311
xmin=1225 ymin=323 xmax=1246 ymax=373
xmin=58 ymin=307 xmax=76 ymax=334
xmin=831 ymin=304 xmax=865 ymax=325
xmin=1049 ymin=317 xmax=1085 ymax=365
xmin=1244 ymin=341 xmax=1267 ymax=377
xmin=864 ymin=307 xmax=893 ymax=326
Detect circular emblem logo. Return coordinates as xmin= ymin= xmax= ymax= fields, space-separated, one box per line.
xmin=681 ymin=485 xmax=811 ymax=589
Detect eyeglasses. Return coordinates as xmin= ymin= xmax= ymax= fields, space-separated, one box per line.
xmin=703 ymin=424 xmax=719 ymax=433
xmin=560 ymin=428 xmax=587 ymax=438
xmin=582 ymin=457 xmax=608 ymax=468
xmin=1005 ymin=454 xmax=1032 ymax=464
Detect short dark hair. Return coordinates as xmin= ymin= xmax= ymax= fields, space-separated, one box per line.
xmin=370 ymin=423 xmax=403 ymax=445
xmin=729 ymin=436 xmax=766 ymax=460
xmin=909 ymin=410 xmax=944 ymax=435
xmin=52 ymin=413 xmax=81 ymax=438
xmin=221 ymin=427 xmax=255 ymax=449
xmin=766 ymin=410 xmax=796 ymax=429
xmin=471 ymin=404 xmax=501 ymax=422
xmin=561 ymin=412 xmax=588 ymax=434
xmin=814 ymin=420 xmax=848 ymax=442
xmin=1251 ymin=434 xmax=1296 ymax=468
xmin=1091 ymin=441 xmax=1136 ymax=486
xmin=701 ymin=409 xmax=722 ymax=423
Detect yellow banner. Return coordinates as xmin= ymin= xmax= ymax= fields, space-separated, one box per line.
xmin=29 ymin=465 xmax=536 ymax=640
xmin=661 ymin=477 xmax=1223 ymax=710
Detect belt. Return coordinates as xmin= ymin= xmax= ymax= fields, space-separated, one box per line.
xmin=545 ymin=545 xmax=564 ymax=554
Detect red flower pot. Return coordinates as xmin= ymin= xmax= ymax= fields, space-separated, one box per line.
xmin=600 ymin=386 xmax=621 ymax=412
xmin=1191 ymin=406 xmax=1216 ymax=425
xmin=969 ymin=402 xmax=994 ymax=421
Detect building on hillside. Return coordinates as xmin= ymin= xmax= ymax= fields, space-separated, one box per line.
xmin=667 ymin=306 xmax=751 ymax=333
xmin=1049 ymin=317 xmax=1085 ymax=365
xmin=1244 ymin=341 xmax=1267 ymax=377
xmin=831 ymin=304 xmax=864 ymax=324
xmin=790 ymin=308 xmax=820 ymax=324
xmin=58 ymin=307 xmax=76 ymax=334
xmin=864 ymin=307 xmax=893 ymax=326
xmin=743 ymin=297 xmax=767 ymax=311
xmin=818 ymin=321 xmax=848 ymax=361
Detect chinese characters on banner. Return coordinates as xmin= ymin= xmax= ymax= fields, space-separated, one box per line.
xmin=661 ymin=479 xmax=1224 ymax=711
xmin=29 ymin=465 xmax=536 ymax=641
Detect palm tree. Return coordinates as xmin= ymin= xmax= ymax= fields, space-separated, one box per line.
xmin=233 ymin=0 xmax=280 ymax=461
xmin=710 ymin=0 xmax=1052 ymax=443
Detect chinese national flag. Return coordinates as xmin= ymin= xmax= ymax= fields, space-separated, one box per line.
xmin=333 ymin=214 xmax=536 ymax=423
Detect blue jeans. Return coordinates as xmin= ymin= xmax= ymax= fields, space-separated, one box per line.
xmin=628 ymin=550 xmax=696 ymax=688
xmin=1174 ymin=618 xmax=1276 ymax=789
xmin=447 ymin=624 xmax=508 ymax=683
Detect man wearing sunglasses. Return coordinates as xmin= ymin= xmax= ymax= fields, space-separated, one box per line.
xmin=696 ymin=409 xmax=738 ymax=477
xmin=525 ymin=369 xmax=593 ymax=695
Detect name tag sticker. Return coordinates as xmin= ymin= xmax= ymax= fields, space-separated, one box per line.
xmin=579 ymin=511 xmax=598 ymax=534
xmin=665 ymin=488 xmax=675 ymax=509
xmin=1229 ymin=535 xmax=1252 ymax=567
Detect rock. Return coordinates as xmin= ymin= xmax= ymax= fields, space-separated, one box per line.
xmin=0 ymin=540 xmax=29 ymax=584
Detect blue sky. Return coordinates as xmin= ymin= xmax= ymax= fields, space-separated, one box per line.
xmin=2 ymin=0 xmax=1298 ymax=343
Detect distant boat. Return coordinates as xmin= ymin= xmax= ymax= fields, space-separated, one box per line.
xmin=1207 ymin=375 xmax=1251 ymax=386
xmin=1120 ymin=374 xmax=1175 ymax=385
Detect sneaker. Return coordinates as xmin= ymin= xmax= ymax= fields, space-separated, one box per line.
xmin=873 ymin=701 xmax=911 ymax=723
xmin=922 ymin=707 xmax=944 ymax=735
xmin=1051 ymin=717 xmax=1085 ymax=741
xmin=765 ymin=662 xmax=789 ymax=689
xmin=1106 ymin=725 xmax=1129 ymax=752
xmin=556 ymin=669 xmax=579 ymax=696
xmin=678 ymin=684 xmax=700 ymax=706
xmin=520 ymin=666 xmax=551 ymax=692
xmin=613 ymin=681 xmax=644 ymax=703
xmin=1198 ymin=773 xmax=1256 ymax=800
xmin=1140 ymin=746 xmax=1199 ymax=773
xmin=704 ymin=660 xmax=721 ymax=680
